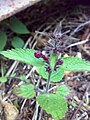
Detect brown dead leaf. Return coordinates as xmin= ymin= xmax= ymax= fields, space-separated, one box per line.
xmin=78 ymin=26 xmax=90 ymax=57
xmin=69 ymin=79 xmax=78 ymax=88
xmin=47 ymin=118 xmax=53 ymax=120
xmin=31 ymin=32 xmax=48 ymax=49
xmin=79 ymin=27 xmax=90 ymax=40
xmin=2 ymin=101 xmax=19 ymax=120
xmin=64 ymin=71 xmax=71 ymax=77
xmin=36 ymin=38 xmax=47 ymax=49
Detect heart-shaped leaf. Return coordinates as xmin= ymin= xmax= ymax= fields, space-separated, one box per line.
xmin=0 ymin=31 xmax=7 ymax=50
xmin=36 ymin=66 xmax=64 ymax=82
xmin=12 ymin=37 xmax=24 ymax=48
xmin=9 ymin=16 xmax=30 ymax=34
xmin=0 ymin=76 xmax=7 ymax=83
xmin=37 ymin=94 xmax=67 ymax=120
xmin=56 ymin=84 xmax=70 ymax=97
xmin=13 ymin=84 xmax=35 ymax=99
xmin=0 ymin=48 xmax=45 ymax=66
xmin=61 ymin=56 xmax=90 ymax=71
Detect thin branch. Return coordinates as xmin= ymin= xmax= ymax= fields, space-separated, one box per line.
xmin=20 ymin=99 xmax=27 ymax=113
xmin=66 ymin=34 xmax=90 ymax=49
xmin=70 ymin=20 xmax=90 ymax=36
xmin=71 ymin=83 xmax=90 ymax=120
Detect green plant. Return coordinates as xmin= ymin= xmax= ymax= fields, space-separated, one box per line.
xmin=0 ymin=16 xmax=30 ymax=50
xmin=0 ymin=31 xmax=7 ymax=51
xmin=1 ymin=29 xmax=90 ymax=120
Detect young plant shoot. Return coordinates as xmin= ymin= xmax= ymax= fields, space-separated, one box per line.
xmin=1 ymin=27 xmax=90 ymax=120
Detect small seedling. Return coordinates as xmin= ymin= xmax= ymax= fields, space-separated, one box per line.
xmin=0 ymin=16 xmax=30 ymax=50
xmin=1 ymin=27 xmax=90 ymax=120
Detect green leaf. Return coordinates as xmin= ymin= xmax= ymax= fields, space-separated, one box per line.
xmin=0 ymin=31 xmax=7 ymax=50
xmin=10 ymin=73 xmax=16 ymax=77
xmin=71 ymin=100 xmax=76 ymax=108
xmin=19 ymin=75 xmax=27 ymax=81
xmin=13 ymin=84 xmax=35 ymax=99
xmin=36 ymin=66 xmax=64 ymax=82
xmin=36 ymin=53 xmax=64 ymax=82
xmin=9 ymin=16 xmax=30 ymax=34
xmin=50 ymin=53 xmax=57 ymax=69
xmin=0 ymin=76 xmax=7 ymax=83
xmin=0 ymin=19 xmax=9 ymax=25
xmin=61 ymin=56 xmax=90 ymax=71
xmin=13 ymin=99 xmax=19 ymax=108
xmin=0 ymin=48 xmax=44 ymax=66
xmin=37 ymin=94 xmax=67 ymax=120
xmin=19 ymin=75 xmax=29 ymax=83
xmin=12 ymin=37 xmax=24 ymax=48
xmin=56 ymin=84 xmax=70 ymax=97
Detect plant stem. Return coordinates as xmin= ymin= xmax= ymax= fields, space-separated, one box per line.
xmin=46 ymin=72 xmax=51 ymax=94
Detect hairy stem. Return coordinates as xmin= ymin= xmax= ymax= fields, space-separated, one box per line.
xmin=46 ymin=72 xmax=51 ymax=94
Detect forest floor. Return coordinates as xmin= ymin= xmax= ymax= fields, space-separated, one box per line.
xmin=0 ymin=0 xmax=90 ymax=120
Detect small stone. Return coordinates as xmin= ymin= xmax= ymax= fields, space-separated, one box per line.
xmin=2 ymin=101 xmax=19 ymax=120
